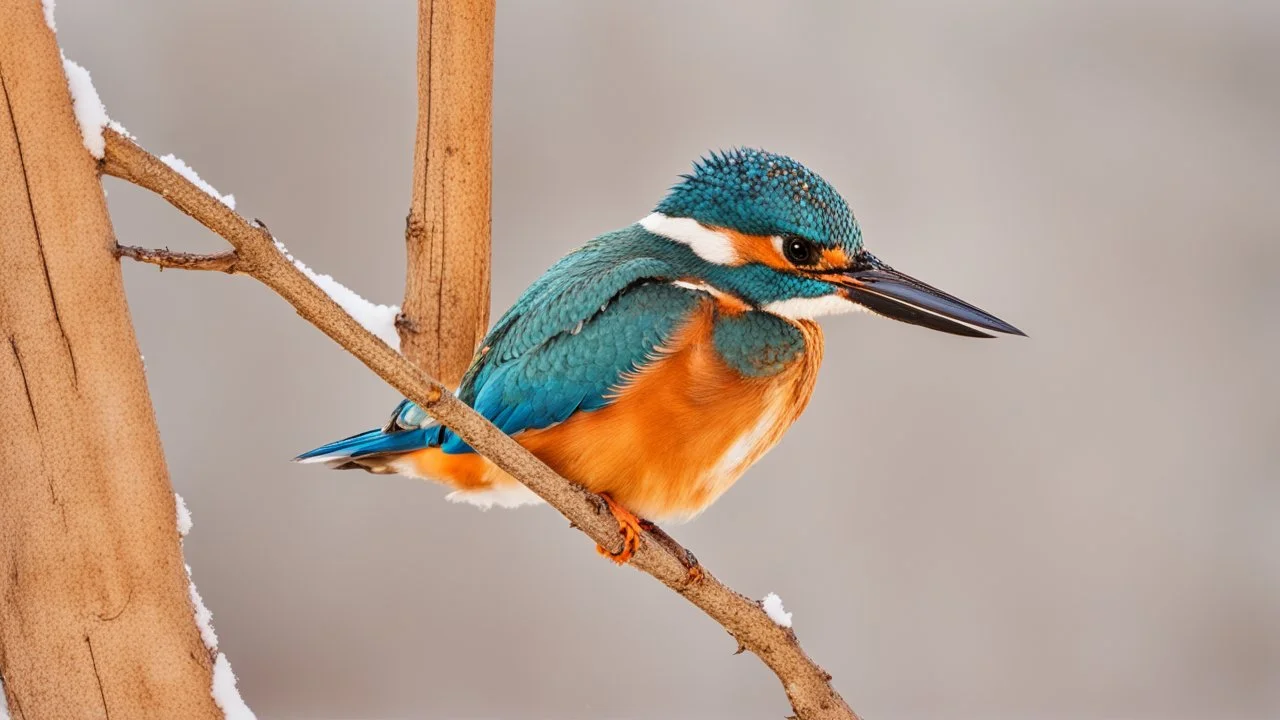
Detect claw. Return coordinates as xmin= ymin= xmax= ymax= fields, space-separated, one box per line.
xmin=636 ymin=517 xmax=705 ymax=585
xmin=683 ymin=550 xmax=705 ymax=584
xmin=594 ymin=493 xmax=642 ymax=564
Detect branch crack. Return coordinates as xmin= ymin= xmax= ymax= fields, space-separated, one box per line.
xmin=85 ymin=635 xmax=110 ymax=720
xmin=1 ymin=71 xmax=78 ymax=387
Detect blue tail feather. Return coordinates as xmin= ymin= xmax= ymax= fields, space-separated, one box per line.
xmin=294 ymin=426 xmax=435 ymax=463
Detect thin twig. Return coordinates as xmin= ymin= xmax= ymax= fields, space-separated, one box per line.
xmin=115 ymin=244 xmax=241 ymax=273
xmin=101 ymin=128 xmax=858 ymax=720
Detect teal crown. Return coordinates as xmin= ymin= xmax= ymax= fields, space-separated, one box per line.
xmin=655 ymin=148 xmax=862 ymax=253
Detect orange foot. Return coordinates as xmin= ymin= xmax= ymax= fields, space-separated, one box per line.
xmin=594 ymin=493 xmax=642 ymax=564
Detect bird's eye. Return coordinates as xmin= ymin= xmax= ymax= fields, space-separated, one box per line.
xmin=782 ymin=236 xmax=819 ymax=266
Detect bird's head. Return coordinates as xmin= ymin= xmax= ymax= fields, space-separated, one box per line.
xmin=642 ymin=148 xmax=1023 ymax=337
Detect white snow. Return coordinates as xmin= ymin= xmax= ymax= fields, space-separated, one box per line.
xmin=273 ymin=240 xmax=402 ymax=350
xmin=186 ymin=563 xmax=218 ymax=650
xmin=106 ymin=118 xmax=134 ymax=140
xmin=212 ymin=653 xmax=257 ymax=720
xmin=0 ymin=673 xmax=9 ymax=720
xmin=175 ymin=492 xmax=192 ymax=536
xmin=178 ymin=495 xmax=256 ymax=718
xmin=761 ymin=592 xmax=793 ymax=628
xmin=47 ymin=2 xmax=124 ymax=161
xmin=159 ymin=154 xmax=236 ymax=210
xmin=61 ymin=56 xmax=107 ymax=159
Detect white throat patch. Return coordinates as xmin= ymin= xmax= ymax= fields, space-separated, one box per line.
xmin=639 ymin=212 xmax=739 ymax=265
xmin=762 ymin=294 xmax=864 ymax=320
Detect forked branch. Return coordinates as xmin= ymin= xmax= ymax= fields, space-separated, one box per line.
xmin=101 ymin=128 xmax=858 ymax=720
xmin=114 ymin=244 xmax=241 ymax=273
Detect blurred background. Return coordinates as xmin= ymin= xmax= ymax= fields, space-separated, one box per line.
xmin=57 ymin=1 xmax=1278 ymax=718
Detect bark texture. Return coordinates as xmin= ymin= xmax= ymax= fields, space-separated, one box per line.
xmin=0 ymin=2 xmax=220 ymax=717
xmin=399 ymin=0 xmax=495 ymax=384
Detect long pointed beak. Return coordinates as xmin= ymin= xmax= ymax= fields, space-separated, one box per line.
xmin=836 ymin=253 xmax=1025 ymax=338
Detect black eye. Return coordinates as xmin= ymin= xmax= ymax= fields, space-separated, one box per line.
xmin=782 ymin=235 xmax=818 ymax=265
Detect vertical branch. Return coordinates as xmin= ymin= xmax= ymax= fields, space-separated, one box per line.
xmin=0 ymin=2 xmax=218 ymax=717
xmin=399 ymin=0 xmax=495 ymax=385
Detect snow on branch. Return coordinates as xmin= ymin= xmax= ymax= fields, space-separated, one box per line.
xmin=159 ymin=154 xmax=236 ymax=210
xmin=44 ymin=1 xmax=112 ymax=159
xmin=272 ymin=240 xmax=401 ymax=350
xmin=761 ymin=592 xmax=794 ymax=628
xmin=174 ymin=493 xmax=256 ymax=719
xmin=212 ymin=654 xmax=255 ymax=720
xmin=60 ymin=56 xmax=107 ymax=159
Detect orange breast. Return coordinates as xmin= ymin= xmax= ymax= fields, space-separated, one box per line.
xmin=525 ymin=298 xmax=822 ymax=520
xmin=404 ymin=298 xmax=823 ymax=522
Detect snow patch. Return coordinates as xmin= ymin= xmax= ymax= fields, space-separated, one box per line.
xmin=175 ymin=492 xmax=192 ymax=537
xmin=0 ymin=672 xmax=9 ymax=720
xmin=212 ymin=653 xmax=257 ymax=720
xmin=159 ymin=154 xmax=236 ymax=210
xmin=42 ymin=0 xmax=56 ymax=32
xmin=186 ymin=565 xmax=218 ymax=650
xmin=106 ymin=118 xmax=135 ymax=141
xmin=61 ymin=56 xmax=107 ymax=159
xmin=178 ymin=495 xmax=256 ymax=717
xmin=761 ymin=592 xmax=793 ymax=628
xmin=273 ymin=240 xmax=402 ymax=350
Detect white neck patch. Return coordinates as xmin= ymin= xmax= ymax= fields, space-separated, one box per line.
xmin=763 ymin=294 xmax=864 ymax=320
xmin=639 ymin=212 xmax=739 ymax=265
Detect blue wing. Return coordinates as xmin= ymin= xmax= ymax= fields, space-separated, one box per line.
xmin=443 ymin=279 xmax=700 ymax=452
xmin=299 ymin=230 xmax=702 ymax=462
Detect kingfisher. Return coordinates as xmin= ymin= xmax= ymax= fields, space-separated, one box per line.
xmin=298 ymin=148 xmax=1022 ymax=567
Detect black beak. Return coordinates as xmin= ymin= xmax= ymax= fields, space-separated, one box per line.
xmin=837 ymin=253 xmax=1025 ymax=338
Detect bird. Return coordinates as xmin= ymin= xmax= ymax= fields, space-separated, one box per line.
xmin=297 ymin=148 xmax=1023 ymax=569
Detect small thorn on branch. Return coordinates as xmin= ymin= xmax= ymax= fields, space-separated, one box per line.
xmin=115 ymin=243 xmax=241 ymax=274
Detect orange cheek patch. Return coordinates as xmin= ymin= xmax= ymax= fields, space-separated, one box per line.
xmin=713 ymin=227 xmax=853 ymax=273
xmin=714 ymin=228 xmax=791 ymax=270
xmin=820 ymin=247 xmax=852 ymax=270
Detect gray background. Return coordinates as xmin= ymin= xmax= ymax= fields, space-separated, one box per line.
xmin=57 ymin=1 xmax=1278 ymax=718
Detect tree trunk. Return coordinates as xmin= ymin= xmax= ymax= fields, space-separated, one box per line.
xmin=0 ymin=2 xmax=220 ymax=717
xmin=400 ymin=0 xmax=495 ymax=383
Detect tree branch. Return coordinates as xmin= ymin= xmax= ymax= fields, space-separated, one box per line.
xmin=113 ymin=244 xmax=240 ymax=273
xmin=400 ymin=0 xmax=494 ymax=385
xmin=0 ymin=2 xmax=220 ymax=715
xmin=103 ymin=128 xmax=859 ymax=720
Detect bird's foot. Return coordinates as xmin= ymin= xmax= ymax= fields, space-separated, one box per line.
xmin=639 ymin=519 xmax=705 ymax=585
xmin=594 ymin=493 xmax=642 ymax=564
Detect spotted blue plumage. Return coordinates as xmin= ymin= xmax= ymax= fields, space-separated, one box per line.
xmin=657 ymin=148 xmax=862 ymax=256
xmin=713 ymin=313 xmax=806 ymax=378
